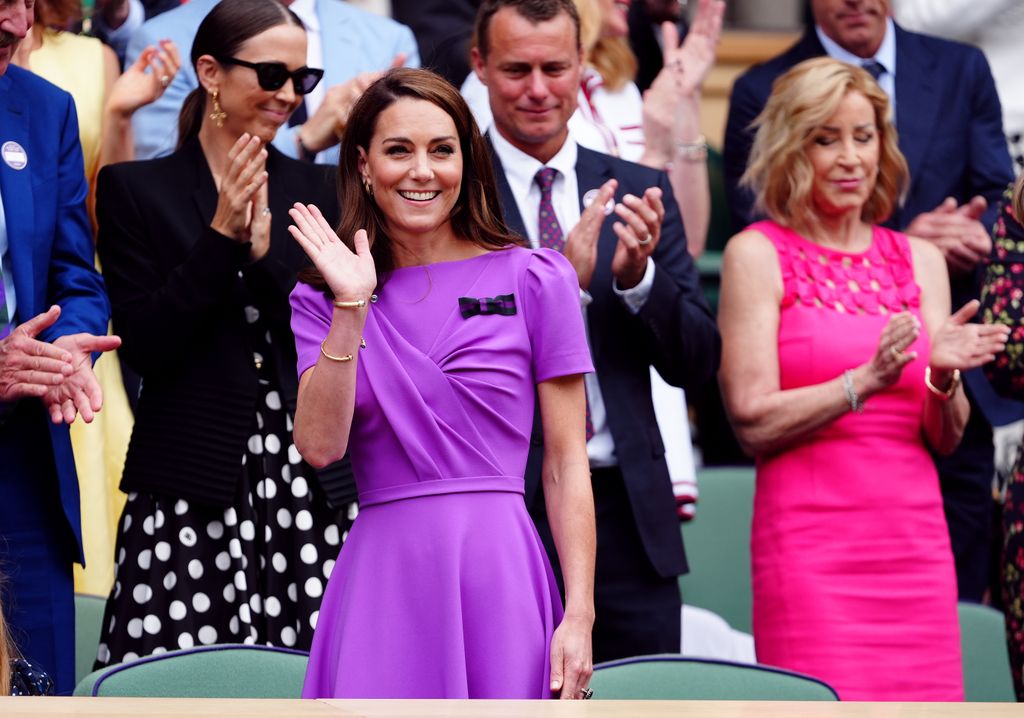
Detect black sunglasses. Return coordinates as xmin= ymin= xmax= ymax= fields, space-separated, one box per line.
xmin=215 ymin=56 xmax=324 ymax=95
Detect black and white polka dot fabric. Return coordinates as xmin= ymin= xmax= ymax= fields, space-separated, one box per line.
xmin=95 ymin=306 xmax=355 ymax=668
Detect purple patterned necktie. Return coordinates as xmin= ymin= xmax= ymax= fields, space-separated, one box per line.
xmin=535 ymin=167 xmax=565 ymax=252
xmin=534 ymin=166 xmax=593 ymax=441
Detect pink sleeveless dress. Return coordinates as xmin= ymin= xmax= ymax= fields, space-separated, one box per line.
xmin=750 ymin=221 xmax=963 ymax=701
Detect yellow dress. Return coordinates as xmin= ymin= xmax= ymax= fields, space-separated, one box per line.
xmin=25 ymin=29 xmax=132 ymax=597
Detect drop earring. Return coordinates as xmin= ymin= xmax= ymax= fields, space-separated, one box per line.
xmin=362 ymin=177 xmax=374 ymax=198
xmin=209 ymin=89 xmax=227 ymax=128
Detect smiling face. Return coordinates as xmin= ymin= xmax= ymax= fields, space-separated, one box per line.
xmin=811 ymin=0 xmax=888 ymax=58
xmin=358 ymin=97 xmax=464 ymax=247
xmin=472 ymin=6 xmax=583 ymax=163
xmin=807 ymin=90 xmax=880 ymax=219
xmin=200 ymin=22 xmax=307 ymax=142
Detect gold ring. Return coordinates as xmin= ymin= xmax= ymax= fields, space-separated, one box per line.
xmin=889 ymin=345 xmax=902 ymax=360
xmin=159 ymin=75 xmax=171 ymax=88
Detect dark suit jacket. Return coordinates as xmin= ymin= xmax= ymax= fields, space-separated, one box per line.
xmin=490 ymin=140 xmax=721 ymax=579
xmin=724 ymin=24 xmax=1013 ymax=235
xmin=0 ymin=66 xmax=110 ymax=564
xmin=96 ymin=139 xmax=354 ymax=508
xmin=391 ymin=0 xmax=479 ymax=86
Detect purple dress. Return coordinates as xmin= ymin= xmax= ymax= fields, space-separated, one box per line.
xmin=290 ymin=247 xmax=594 ymax=699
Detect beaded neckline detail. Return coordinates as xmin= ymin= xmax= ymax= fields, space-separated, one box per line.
xmin=754 ymin=221 xmax=920 ymax=316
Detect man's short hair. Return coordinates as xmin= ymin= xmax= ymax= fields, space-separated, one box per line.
xmin=474 ymin=0 xmax=582 ymax=59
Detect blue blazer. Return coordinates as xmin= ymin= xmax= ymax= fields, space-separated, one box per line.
xmin=0 ymin=66 xmax=110 ymax=563
xmin=491 ymin=140 xmax=721 ymax=579
xmin=724 ymin=24 xmax=1013 ymax=234
xmin=126 ymin=0 xmax=420 ymax=162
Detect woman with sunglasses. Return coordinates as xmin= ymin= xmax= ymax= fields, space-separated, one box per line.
xmin=92 ymin=0 xmax=352 ymax=667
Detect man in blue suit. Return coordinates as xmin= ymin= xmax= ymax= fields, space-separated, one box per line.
xmin=0 ymin=0 xmax=121 ymax=696
xmin=127 ymin=0 xmax=420 ymax=163
xmin=723 ymin=0 xmax=1016 ymax=602
xmin=471 ymin=0 xmax=720 ymax=663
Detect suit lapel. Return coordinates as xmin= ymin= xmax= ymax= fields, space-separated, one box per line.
xmin=0 ymin=72 xmax=36 ymax=320
xmin=893 ymin=26 xmax=939 ymax=216
xmin=179 ymin=139 xmax=218 ymax=229
xmin=486 ymin=134 xmax=528 ymax=237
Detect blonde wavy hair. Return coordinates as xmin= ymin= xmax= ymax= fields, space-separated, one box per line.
xmin=573 ymin=0 xmax=636 ymax=91
xmin=741 ymin=56 xmax=908 ymax=234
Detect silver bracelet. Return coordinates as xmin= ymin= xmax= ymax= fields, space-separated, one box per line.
xmin=674 ymin=134 xmax=708 ymax=162
xmin=842 ymin=370 xmax=864 ymax=413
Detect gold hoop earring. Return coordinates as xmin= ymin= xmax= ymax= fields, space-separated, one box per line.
xmin=209 ymin=89 xmax=227 ymax=128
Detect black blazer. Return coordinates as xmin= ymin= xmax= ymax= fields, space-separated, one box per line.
xmin=96 ymin=139 xmax=353 ymax=508
xmin=724 ymin=24 xmax=1013 ymax=235
xmin=491 ymin=140 xmax=721 ymax=579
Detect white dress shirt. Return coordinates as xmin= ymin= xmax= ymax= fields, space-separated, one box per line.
xmin=817 ymin=17 xmax=898 ymax=118
xmin=489 ymin=128 xmax=657 ymax=466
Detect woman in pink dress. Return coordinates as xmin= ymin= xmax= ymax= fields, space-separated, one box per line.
xmin=718 ymin=57 xmax=1010 ymax=701
xmin=287 ymin=68 xmax=596 ymax=699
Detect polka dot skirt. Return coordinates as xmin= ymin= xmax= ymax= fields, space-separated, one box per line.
xmin=95 ymin=306 xmax=355 ymax=668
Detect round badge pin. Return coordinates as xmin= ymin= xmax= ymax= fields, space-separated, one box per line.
xmin=582 ymin=188 xmax=615 ymax=216
xmin=1 ymin=141 xmax=27 ymax=171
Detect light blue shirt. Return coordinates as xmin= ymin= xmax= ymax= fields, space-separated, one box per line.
xmin=0 ymin=187 xmax=16 ymax=327
xmin=816 ymin=17 xmax=898 ymax=119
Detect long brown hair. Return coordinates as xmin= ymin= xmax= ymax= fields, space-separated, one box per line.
xmin=177 ymin=0 xmax=302 ymax=148
xmin=301 ymin=67 xmax=521 ymax=289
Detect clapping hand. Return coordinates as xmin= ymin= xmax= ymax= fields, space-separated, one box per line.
xmin=287 ymin=203 xmax=377 ymax=303
xmin=611 ymin=187 xmax=665 ymax=290
xmin=298 ymin=53 xmax=407 ymax=154
xmin=210 ymin=134 xmax=268 ymax=244
xmin=564 ymin=179 xmax=617 ymax=290
xmin=906 ymin=196 xmax=992 ymax=275
xmin=42 ymin=331 xmax=122 ymax=424
xmin=867 ymin=311 xmax=920 ymax=388
xmin=930 ymin=300 xmax=1010 ymax=372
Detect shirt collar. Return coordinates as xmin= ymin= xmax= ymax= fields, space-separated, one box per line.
xmin=489 ymin=127 xmax=578 ymax=193
xmin=816 ymin=16 xmax=896 ymax=77
xmin=289 ymin=0 xmax=319 ymax=33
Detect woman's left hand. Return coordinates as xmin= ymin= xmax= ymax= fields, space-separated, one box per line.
xmin=549 ymin=614 xmax=593 ymax=700
xmin=106 ymin=39 xmax=181 ymax=118
xmin=930 ymin=299 xmax=1010 ymax=371
xmin=660 ymin=0 xmax=724 ymax=98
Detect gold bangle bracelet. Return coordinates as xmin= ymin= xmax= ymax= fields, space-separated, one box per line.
xmin=332 ymin=298 xmax=367 ymax=309
xmin=924 ymin=367 xmax=961 ymax=399
xmin=320 ymin=337 xmax=366 ymax=363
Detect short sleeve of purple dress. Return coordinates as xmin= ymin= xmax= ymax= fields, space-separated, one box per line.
xmin=290 ymin=246 xmax=593 ymax=699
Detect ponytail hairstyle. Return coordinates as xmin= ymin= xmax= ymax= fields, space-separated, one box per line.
xmin=177 ymin=0 xmax=302 ymax=148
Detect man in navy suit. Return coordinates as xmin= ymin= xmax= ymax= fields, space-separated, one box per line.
xmin=471 ymin=0 xmax=720 ymax=662
xmin=0 ymin=0 xmax=120 ymax=695
xmin=723 ymin=0 xmax=1016 ymax=601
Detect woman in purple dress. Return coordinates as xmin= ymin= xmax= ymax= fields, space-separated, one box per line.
xmin=288 ymin=68 xmax=597 ymax=700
